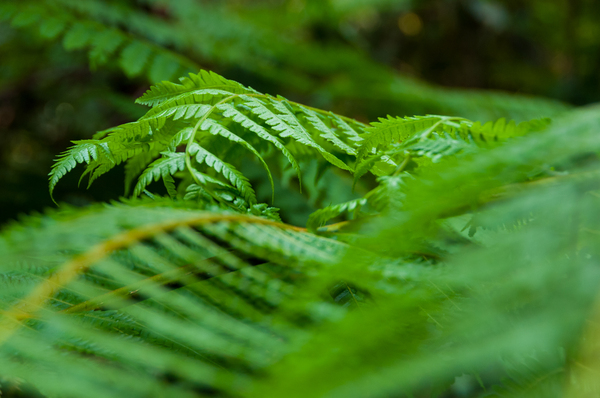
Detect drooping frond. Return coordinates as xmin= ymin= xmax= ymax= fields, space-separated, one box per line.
xmin=49 ymin=70 xmax=368 ymax=208
xmin=188 ymin=143 xmax=257 ymax=206
xmin=49 ymin=141 xmax=101 ymax=200
xmin=218 ymin=102 xmax=303 ymax=186
xmin=200 ymin=118 xmax=274 ymax=200
xmin=240 ymin=96 xmax=354 ymax=171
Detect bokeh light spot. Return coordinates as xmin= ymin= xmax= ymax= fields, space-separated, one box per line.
xmin=398 ymin=12 xmax=422 ymax=36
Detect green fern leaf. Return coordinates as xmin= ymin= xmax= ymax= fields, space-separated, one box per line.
xmin=367 ymin=173 xmax=412 ymax=211
xmin=244 ymin=96 xmax=353 ymax=171
xmin=357 ymin=115 xmax=443 ymax=162
xmin=88 ymin=28 xmax=124 ymax=68
xmin=217 ymin=102 xmax=303 ymax=186
xmin=136 ymin=70 xmax=257 ymax=107
xmin=299 ymin=105 xmax=357 ymax=156
xmin=48 ymin=69 xmax=369 ymax=208
xmin=200 ymin=118 xmax=275 ymax=201
xmin=124 ymin=151 xmax=159 ymax=196
xmin=48 ymin=141 xmax=101 ymax=200
xmin=0 ymin=200 xmax=350 ymax=397
xmin=189 ymin=169 xmax=233 ymax=189
xmin=328 ymin=112 xmax=365 ymax=145
xmin=406 ymin=133 xmax=478 ymax=162
xmin=119 ymin=41 xmax=153 ymax=78
xmin=467 ymin=117 xmax=551 ymax=142
xmin=133 ymin=152 xmax=185 ymax=197
xmin=62 ymin=21 xmax=96 ymax=50
xmin=188 ymin=143 xmax=257 ymax=205
xmin=307 ymin=198 xmax=368 ymax=232
xmin=162 ymin=174 xmax=178 ymax=198
xmin=143 ymin=103 xmax=213 ymax=123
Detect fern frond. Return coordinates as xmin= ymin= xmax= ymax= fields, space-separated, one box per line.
xmin=354 ymin=115 xmax=553 ymax=188
xmin=188 ymin=143 xmax=257 ymax=206
xmin=367 ymin=173 xmax=413 ymax=212
xmin=466 ymin=117 xmax=551 ymax=142
xmin=132 ymin=152 xmax=186 ymax=197
xmin=200 ymin=118 xmax=274 ymax=201
xmin=307 ymin=198 xmax=368 ymax=232
xmin=405 ymin=133 xmax=478 ymax=162
xmin=217 ymin=102 xmax=303 ymax=186
xmin=243 ymin=96 xmax=354 ymax=171
xmin=50 ymin=70 xmax=367 ymax=208
xmin=0 ymin=198 xmax=354 ymax=397
xmin=137 ymin=70 xmax=258 ymax=107
xmin=329 ymin=112 xmax=365 ymax=145
xmin=298 ymin=106 xmax=357 ymax=156
xmin=2 ymin=1 xmax=199 ymax=82
xmin=311 ymin=172 xmax=413 ymax=232
xmin=48 ymin=141 xmax=101 ymax=200
xmin=357 ymin=115 xmax=445 ymax=162
xmin=124 ymin=151 xmax=159 ymax=196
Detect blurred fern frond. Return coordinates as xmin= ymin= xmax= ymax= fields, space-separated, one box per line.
xmin=0 ymin=199 xmax=350 ymax=397
xmin=0 ymin=0 xmax=570 ymax=121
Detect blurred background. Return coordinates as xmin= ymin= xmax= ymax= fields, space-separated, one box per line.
xmin=0 ymin=0 xmax=597 ymax=225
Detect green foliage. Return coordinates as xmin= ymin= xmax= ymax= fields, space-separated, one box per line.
xmin=3 ymin=66 xmax=600 ymax=397
xmin=0 ymin=0 xmax=571 ymax=122
xmin=48 ymin=70 xmax=367 ymax=212
xmin=307 ymin=197 xmax=369 ymax=232
xmin=0 ymin=0 xmax=198 ymax=82
xmin=3 ymin=1 xmax=600 ymax=397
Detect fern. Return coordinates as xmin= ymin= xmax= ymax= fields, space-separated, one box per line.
xmin=188 ymin=142 xmax=257 ymax=205
xmin=48 ymin=70 xmax=367 ymax=208
xmin=132 ymin=152 xmax=187 ymax=197
xmin=307 ymin=198 xmax=369 ymax=232
xmin=406 ymin=133 xmax=478 ymax=162
xmin=4 ymin=24 xmax=600 ymax=396
xmin=49 ymin=140 xmax=102 ymax=199
xmin=136 ymin=70 xmax=258 ymax=107
xmin=352 ymin=115 xmax=553 ymax=186
xmin=0 ymin=1 xmax=199 ymax=82
xmin=357 ymin=115 xmax=447 ymax=160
